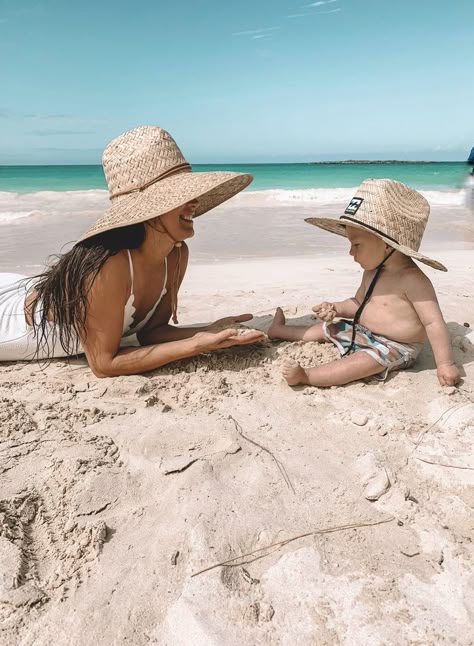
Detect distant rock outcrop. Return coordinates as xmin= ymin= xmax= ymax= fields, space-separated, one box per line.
xmin=307 ymin=160 xmax=437 ymax=165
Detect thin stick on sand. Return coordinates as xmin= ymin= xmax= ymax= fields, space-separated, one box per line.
xmin=229 ymin=415 xmax=295 ymax=494
xmin=413 ymin=402 xmax=471 ymax=449
xmin=191 ymin=516 xmax=395 ymax=577
xmin=415 ymin=455 xmax=474 ymax=470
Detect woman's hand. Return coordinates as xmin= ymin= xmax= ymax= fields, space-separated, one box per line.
xmin=208 ymin=313 xmax=254 ymax=332
xmin=193 ymin=328 xmax=265 ymax=352
xmin=312 ymin=302 xmax=337 ymax=322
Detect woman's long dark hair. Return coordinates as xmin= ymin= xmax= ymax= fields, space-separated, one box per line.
xmin=29 ymin=223 xmax=146 ymax=359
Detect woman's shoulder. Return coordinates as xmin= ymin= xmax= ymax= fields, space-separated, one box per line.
xmin=103 ymin=249 xmax=130 ymax=273
xmin=89 ymin=250 xmax=131 ymax=295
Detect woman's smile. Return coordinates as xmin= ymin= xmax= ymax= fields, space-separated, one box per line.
xmin=179 ymin=212 xmax=194 ymax=225
xmin=178 ymin=201 xmax=198 ymax=227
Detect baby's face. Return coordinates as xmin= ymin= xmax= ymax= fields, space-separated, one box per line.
xmin=346 ymin=226 xmax=389 ymax=270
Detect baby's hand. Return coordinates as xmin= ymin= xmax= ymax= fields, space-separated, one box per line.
xmin=437 ymin=362 xmax=460 ymax=386
xmin=312 ymin=301 xmax=337 ymax=322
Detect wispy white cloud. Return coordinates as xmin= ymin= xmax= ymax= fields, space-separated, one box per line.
xmin=0 ymin=109 xmax=76 ymax=120
xmin=0 ymin=110 xmax=106 ymax=137
xmin=306 ymin=0 xmax=337 ymax=6
xmin=24 ymin=113 xmax=71 ymax=120
xmin=285 ymin=2 xmax=340 ymax=19
xmin=232 ymin=0 xmax=339 ymax=43
xmin=30 ymin=129 xmax=95 ymax=136
xmin=232 ymin=27 xmax=279 ymax=37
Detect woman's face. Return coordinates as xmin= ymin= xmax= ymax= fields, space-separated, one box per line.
xmin=153 ymin=199 xmax=199 ymax=242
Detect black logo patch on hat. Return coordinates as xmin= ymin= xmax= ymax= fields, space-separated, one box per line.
xmin=344 ymin=197 xmax=364 ymax=215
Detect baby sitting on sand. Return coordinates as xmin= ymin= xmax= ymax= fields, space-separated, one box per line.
xmin=268 ymin=178 xmax=460 ymax=388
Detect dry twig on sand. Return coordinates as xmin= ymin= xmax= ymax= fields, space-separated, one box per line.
xmin=413 ymin=402 xmax=471 ymax=449
xmin=191 ymin=516 xmax=395 ymax=577
xmin=229 ymin=415 xmax=295 ymax=494
xmin=415 ymin=455 xmax=474 ymax=470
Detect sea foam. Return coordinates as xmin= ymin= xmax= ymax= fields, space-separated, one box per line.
xmin=221 ymin=187 xmax=467 ymax=208
xmin=0 ymin=210 xmax=42 ymax=224
xmin=0 ymin=190 xmax=108 ymax=225
xmin=0 ymin=186 xmax=467 ymax=226
xmin=241 ymin=187 xmax=467 ymax=207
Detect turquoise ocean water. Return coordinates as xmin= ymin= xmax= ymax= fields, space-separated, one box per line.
xmin=0 ymin=162 xmax=468 ymax=193
xmin=0 ymin=161 xmax=471 ymax=271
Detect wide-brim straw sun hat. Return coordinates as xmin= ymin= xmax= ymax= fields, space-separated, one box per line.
xmin=78 ymin=125 xmax=253 ymax=242
xmin=305 ymin=178 xmax=447 ymax=271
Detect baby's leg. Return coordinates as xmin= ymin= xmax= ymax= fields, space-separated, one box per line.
xmin=282 ymin=352 xmax=384 ymax=387
xmin=268 ymin=307 xmax=327 ymax=342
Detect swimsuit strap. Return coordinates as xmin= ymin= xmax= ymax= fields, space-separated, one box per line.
xmin=125 ymin=254 xmax=169 ymax=335
xmin=126 ymin=249 xmax=134 ymax=295
xmin=146 ymin=218 xmax=181 ymax=324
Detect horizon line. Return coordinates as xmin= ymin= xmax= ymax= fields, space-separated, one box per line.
xmin=0 ymin=159 xmax=469 ymax=167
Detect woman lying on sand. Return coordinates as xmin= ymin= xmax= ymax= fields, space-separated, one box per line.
xmin=0 ymin=126 xmax=264 ymax=376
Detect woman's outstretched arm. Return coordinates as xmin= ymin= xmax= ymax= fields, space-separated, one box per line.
xmin=81 ymin=252 xmax=263 ymax=377
xmin=136 ymin=244 xmax=256 ymax=345
xmin=86 ymin=328 xmax=263 ymax=378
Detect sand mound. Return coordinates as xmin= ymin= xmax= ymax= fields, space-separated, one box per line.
xmin=1 ymin=251 xmax=473 ymax=644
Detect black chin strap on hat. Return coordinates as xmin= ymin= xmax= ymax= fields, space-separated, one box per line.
xmin=342 ymin=248 xmax=395 ymax=357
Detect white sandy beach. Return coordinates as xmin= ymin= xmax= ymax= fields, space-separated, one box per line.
xmin=1 ymin=198 xmax=473 ymax=645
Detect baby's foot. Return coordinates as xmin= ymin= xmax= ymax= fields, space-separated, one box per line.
xmin=282 ymin=359 xmax=308 ymax=386
xmin=268 ymin=307 xmax=287 ymax=339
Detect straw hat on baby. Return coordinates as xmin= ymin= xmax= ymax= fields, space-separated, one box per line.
xmin=78 ymin=125 xmax=253 ymax=242
xmin=305 ymin=178 xmax=446 ymax=271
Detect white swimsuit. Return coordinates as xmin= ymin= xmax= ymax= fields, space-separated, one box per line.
xmin=0 ymin=250 xmax=168 ymax=361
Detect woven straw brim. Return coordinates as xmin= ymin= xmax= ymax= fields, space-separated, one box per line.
xmin=78 ymin=170 xmax=252 ymax=242
xmin=305 ymin=217 xmax=447 ymax=272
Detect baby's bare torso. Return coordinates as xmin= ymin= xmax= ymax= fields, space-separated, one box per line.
xmin=357 ymin=263 xmax=428 ymax=344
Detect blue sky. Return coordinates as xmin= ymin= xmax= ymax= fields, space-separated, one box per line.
xmin=1 ymin=0 xmax=473 ymax=164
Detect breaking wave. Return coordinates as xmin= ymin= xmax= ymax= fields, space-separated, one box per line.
xmin=0 ymin=186 xmax=467 ymax=225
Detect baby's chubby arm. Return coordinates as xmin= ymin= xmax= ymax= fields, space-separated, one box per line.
xmin=312 ymin=274 xmax=366 ymax=321
xmin=406 ymin=271 xmax=460 ymax=386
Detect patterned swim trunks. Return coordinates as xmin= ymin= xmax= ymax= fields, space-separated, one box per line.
xmin=323 ymin=319 xmax=423 ymax=377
